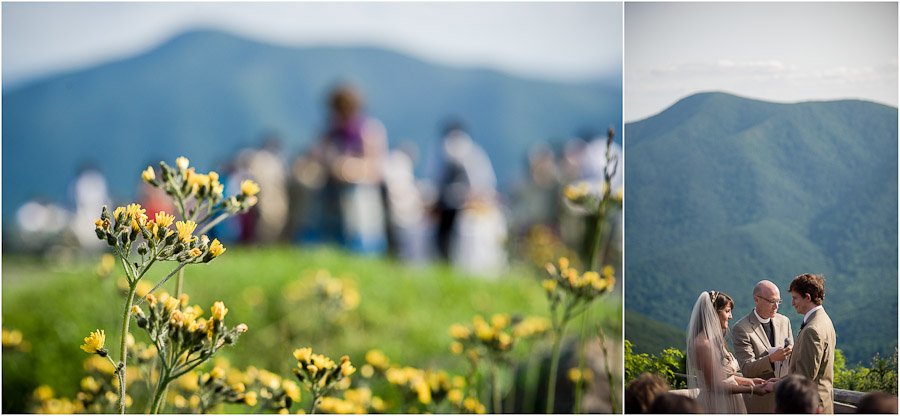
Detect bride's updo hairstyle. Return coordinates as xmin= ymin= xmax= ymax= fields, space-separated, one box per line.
xmin=709 ymin=291 xmax=734 ymax=313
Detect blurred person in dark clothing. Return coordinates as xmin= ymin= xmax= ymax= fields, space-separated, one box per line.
xmin=316 ymin=83 xmax=388 ymax=254
xmin=649 ymin=393 xmax=704 ymax=414
xmin=856 ymin=391 xmax=898 ymax=414
xmin=425 ymin=119 xmax=497 ymax=261
xmin=625 ymin=372 xmax=669 ymax=413
xmin=774 ymin=374 xmax=819 ymax=414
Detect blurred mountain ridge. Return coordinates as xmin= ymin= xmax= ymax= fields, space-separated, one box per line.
xmin=624 ymin=91 xmax=897 ymax=364
xmin=3 ymin=28 xmax=622 ymax=220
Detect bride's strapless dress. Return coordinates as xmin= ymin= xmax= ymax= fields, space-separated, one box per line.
xmin=698 ymin=350 xmax=749 ymax=414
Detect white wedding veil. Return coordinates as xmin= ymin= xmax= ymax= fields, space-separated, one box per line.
xmin=686 ymin=291 xmax=733 ymax=413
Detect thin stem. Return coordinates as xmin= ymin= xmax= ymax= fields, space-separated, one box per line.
xmin=546 ymin=302 xmax=574 ymax=413
xmin=573 ymin=305 xmax=592 ymax=413
xmin=150 ymin=365 xmax=170 ymax=414
xmin=545 ymin=324 xmax=566 ymax=413
xmin=135 ymin=263 xmax=188 ymax=306
xmin=308 ymin=393 xmax=320 ymax=414
xmin=175 ymin=268 xmax=185 ymax=300
xmin=196 ymin=212 xmax=230 ymax=236
xmin=117 ymin=284 xmax=137 ymax=414
xmin=597 ymin=324 xmax=617 ymax=414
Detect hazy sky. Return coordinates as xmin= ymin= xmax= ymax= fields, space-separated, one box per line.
xmin=625 ymin=2 xmax=898 ymax=122
xmin=2 ymin=2 xmax=622 ymax=88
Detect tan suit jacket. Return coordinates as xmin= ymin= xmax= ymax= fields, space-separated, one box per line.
xmin=732 ymin=311 xmax=793 ymax=413
xmin=789 ymin=308 xmax=836 ymax=414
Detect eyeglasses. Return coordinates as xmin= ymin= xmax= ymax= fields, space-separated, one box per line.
xmin=757 ymin=295 xmax=782 ymax=306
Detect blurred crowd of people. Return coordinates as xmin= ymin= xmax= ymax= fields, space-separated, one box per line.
xmin=625 ymin=372 xmax=898 ymax=414
xmin=13 ymin=84 xmax=621 ymax=277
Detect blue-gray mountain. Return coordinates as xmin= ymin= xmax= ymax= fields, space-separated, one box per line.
xmin=2 ymin=29 xmax=621 ymax=221
xmin=624 ymin=92 xmax=897 ymax=364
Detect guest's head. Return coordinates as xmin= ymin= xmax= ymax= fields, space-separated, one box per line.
xmin=625 ymin=372 xmax=669 ymax=413
xmin=709 ymin=291 xmax=734 ymax=332
xmin=775 ymin=374 xmax=819 ymax=413
xmin=856 ymin=391 xmax=898 ymax=414
xmin=789 ymin=273 xmax=825 ymax=314
xmin=753 ymin=280 xmax=782 ymax=319
xmin=328 ymin=84 xmax=362 ymax=122
xmin=649 ymin=393 xmax=703 ymax=414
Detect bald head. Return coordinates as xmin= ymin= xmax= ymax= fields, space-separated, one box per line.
xmin=753 ymin=280 xmax=781 ymax=319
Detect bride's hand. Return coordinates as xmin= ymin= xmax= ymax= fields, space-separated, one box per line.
xmin=751 ymin=384 xmax=768 ymax=396
xmin=751 ymin=378 xmax=766 ymax=385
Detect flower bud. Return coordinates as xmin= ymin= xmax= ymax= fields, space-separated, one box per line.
xmin=137 ymin=243 xmax=148 ymax=256
xmin=96 ymin=228 xmax=107 ymax=240
xmin=101 ymin=205 xmax=111 ymax=221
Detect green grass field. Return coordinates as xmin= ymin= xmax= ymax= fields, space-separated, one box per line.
xmin=2 ymin=245 xmax=621 ymax=413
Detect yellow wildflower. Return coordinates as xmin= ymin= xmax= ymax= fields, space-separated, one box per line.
xmin=211 ymin=301 xmax=228 ymax=321
xmin=80 ymin=329 xmax=106 ymax=355
xmin=210 ymin=366 xmax=225 ymax=380
xmin=340 ymin=360 xmax=356 ymax=377
xmin=449 ymin=341 xmax=464 ymax=354
xmin=241 ymin=179 xmax=260 ymax=196
xmin=491 ymin=314 xmax=510 ymax=329
xmin=186 ymin=168 xmax=210 ymax=189
xmin=176 ymin=156 xmax=190 ymax=172
xmin=283 ymin=380 xmax=301 ymax=402
xmin=414 ymin=379 xmax=431 ymax=404
xmin=243 ymin=391 xmax=258 ymax=406
xmin=558 ymin=257 xmax=570 ymax=271
xmin=542 ymin=279 xmax=557 ymax=293
xmin=131 ymin=305 xmax=144 ymax=317
xmin=175 ymin=220 xmax=197 ymax=243
xmin=155 ymin=211 xmax=174 ymax=228
xmin=449 ymin=324 xmax=471 ymax=340
xmin=188 ymin=248 xmax=202 ymax=257
xmin=447 ymin=389 xmax=463 ymax=404
xmin=294 ymin=347 xmax=312 ymax=363
xmin=142 ymin=166 xmax=155 ymax=182
xmin=125 ymin=203 xmax=147 ymax=231
xmin=164 ymin=296 xmax=179 ymax=313
xmin=81 ymin=376 xmax=100 ymax=393
xmin=209 ymin=239 xmax=226 ymax=258
xmin=602 ymin=265 xmax=615 ymax=278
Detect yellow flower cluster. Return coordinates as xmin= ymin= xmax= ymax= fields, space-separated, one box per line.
xmin=292 ymin=347 xmax=355 ymax=399
xmin=543 ymin=257 xmax=616 ymax=301
xmin=562 ymin=180 xmax=620 ymax=214
xmin=317 ymin=388 xmax=386 ymax=414
xmin=2 ymin=327 xmax=30 ymax=352
xmin=283 ymin=270 xmax=360 ymax=323
xmin=136 ymin=293 xmax=246 ymax=367
xmin=449 ymin=314 xmax=550 ymax=356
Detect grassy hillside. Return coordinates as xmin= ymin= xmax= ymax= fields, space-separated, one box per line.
xmin=624 ymin=92 xmax=898 ymax=364
xmin=2 ymin=246 xmax=621 ymax=413
xmin=624 ymin=309 xmax=685 ymax=354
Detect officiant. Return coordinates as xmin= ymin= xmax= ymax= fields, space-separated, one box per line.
xmin=732 ymin=280 xmax=794 ymax=413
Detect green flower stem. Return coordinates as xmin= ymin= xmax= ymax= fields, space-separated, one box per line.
xmin=150 ymin=363 xmax=171 ymax=414
xmin=135 ymin=263 xmax=188 ymax=306
xmin=597 ymin=324 xmax=617 ymax=414
xmin=197 ymin=212 xmax=230 ymax=236
xmin=175 ymin=267 xmax=185 ymax=300
xmin=308 ymin=393 xmax=320 ymax=414
xmin=573 ymin=305 xmax=594 ymax=414
xmin=118 ymin=283 xmax=137 ymax=414
xmin=546 ymin=302 xmax=575 ymax=413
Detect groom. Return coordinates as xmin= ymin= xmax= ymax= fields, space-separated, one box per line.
xmin=788 ymin=273 xmax=836 ymax=414
xmin=732 ymin=280 xmax=793 ymax=413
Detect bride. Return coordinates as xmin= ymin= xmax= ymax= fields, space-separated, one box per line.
xmin=687 ymin=291 xmax=773 ymax=413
